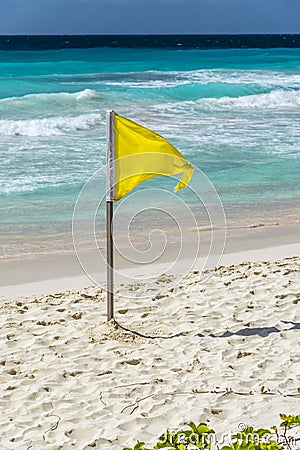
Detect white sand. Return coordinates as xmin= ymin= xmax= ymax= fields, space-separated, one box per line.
xmin=0 ymin=255 xmax=299 ymax=449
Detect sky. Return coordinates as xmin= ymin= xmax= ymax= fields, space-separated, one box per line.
xmin=0 ymin=0 xmax=299 ymax=35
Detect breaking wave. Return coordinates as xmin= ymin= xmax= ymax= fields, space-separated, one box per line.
xmin=0 ymin=113 xmax=100 ymax=136
xmin=0 ymin=89 xmax=101 ymax=109
xmin=63 ymin=70 xmax=300 ymax=90
xmin=202 ymin=89 xmax=300 ymax=110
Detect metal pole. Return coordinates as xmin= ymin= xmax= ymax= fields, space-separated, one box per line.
xmin=106 ymin=110 xmax=115 ymax=321
xmin=106 ymin=200 xmax=114 ymax=321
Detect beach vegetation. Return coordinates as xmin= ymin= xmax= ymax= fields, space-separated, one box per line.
xmin=123 ymin=413 xmax=300 ymax=450
xmin=124 ymin=442 xmax=146 ymax=450
xmin=153 ymin=422 xmax=214 ymax=449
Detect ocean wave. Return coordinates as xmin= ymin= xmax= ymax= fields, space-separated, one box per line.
xmin=183 ymin=70 xmax=300 ymax=89
xmin=203 ymin=89 xmax=300 ymax=109
xmin=0 ymin=178 xmax=79 ymax=195
xmin=66 ymin=69 xmax=300 ymax=90
xmin=0 ymin=89 xmax=101 ymax=109
xmin=0 ymin=113 xmax=100 ymax=136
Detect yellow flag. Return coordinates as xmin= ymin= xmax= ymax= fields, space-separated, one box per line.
xmin=113 ymin=113 xmax=194 ymax=201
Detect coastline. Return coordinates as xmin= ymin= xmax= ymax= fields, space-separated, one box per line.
xmin=1 ymin=206 xmax=299 ymax=449
xmin=1 ymin=222 xmax=299 ymax=298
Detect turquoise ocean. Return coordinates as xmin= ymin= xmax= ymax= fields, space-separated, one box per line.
xmin=1 ymin=37 xmax=300 ymax=258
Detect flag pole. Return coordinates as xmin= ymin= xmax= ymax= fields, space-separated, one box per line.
xmin=106 ymin=110 xmax=115 ymax=321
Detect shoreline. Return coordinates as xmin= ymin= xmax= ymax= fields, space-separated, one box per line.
xmin=1 ymin=222 xmax=299 ymax=299
xmin=1 ymin=198 xmax=300 ymax=260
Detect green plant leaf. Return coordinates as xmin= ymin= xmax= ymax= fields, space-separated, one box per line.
xmin=256 ymin=428 xmax=272 ymax=437
xmin=196 ymin=423 xmax=214 ymax=434
xmin=125 ymin=412 xmax=300 ymax=450
xmin=188 ymin=421 xmax=197 ymax=432
xmin=134 ymin=442 xmax=145 ymax=450
xmin=279 ymin=413 xmax=300 ymax=428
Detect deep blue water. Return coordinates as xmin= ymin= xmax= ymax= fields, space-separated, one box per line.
xmin=0 ymin=36 xmax=299 ymax=256
xmin=1 ymin=34 xmax=300 ymax=50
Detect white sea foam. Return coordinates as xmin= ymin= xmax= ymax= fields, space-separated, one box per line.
xmin=98 ymin=79 xmax=190 ymax=88
xmin=149 ymin=89 xmax=300 ymax=115
xmin=0 ymin=89 xmax=100 ymax=109
xmin=0 ymin=113 xmax=100 ymax=137
xmin=203 ymin=89 xmax=300 ymax=109
xmin=183 ymin=70 xmax=300 ymax=88
xmin=81 ymin=70 xmax=300 ymax=90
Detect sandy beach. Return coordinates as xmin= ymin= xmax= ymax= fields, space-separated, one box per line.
xmin=1 ymin=235 xmax=299 ymax=449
